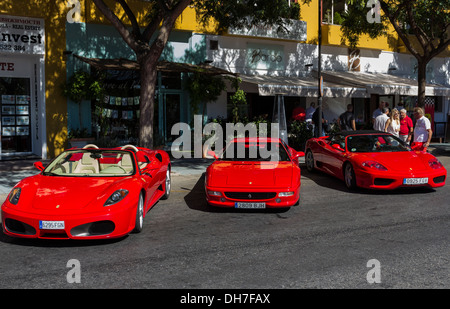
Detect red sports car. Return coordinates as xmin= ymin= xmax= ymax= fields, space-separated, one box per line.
xmin=1 ymin=144 xmax=171 ymax=240
xmin=205 ymin=138 xmax=304 ymax=209
xmin=305 ymin=131 xmax=447 ymax=190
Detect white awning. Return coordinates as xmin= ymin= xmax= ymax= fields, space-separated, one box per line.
xmin=320 ymin=71 xmax=450 ymax=97
xmin=238 ymin=71 xmax=450 ymax=98
xmin=239 ymin=74 xmax=368 ymax=98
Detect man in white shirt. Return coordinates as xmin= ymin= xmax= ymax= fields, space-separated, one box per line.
xmin=411 ymin=107 xmax=432 ymax=151
xmin=373 ymin=107 xmax=389 ymax=131
xmin=372 ymin=101 xmax=386 ymax=123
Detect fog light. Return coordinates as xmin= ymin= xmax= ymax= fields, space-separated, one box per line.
xmin=278 ymin=192 xmax=294 ymax=197
xmin=276 ymin=198 xmax=281 ymax=203
xmin=208 ymin=190 xmax=222 ymax=196
xmin=220 ymin=198 xmax=226 ymax=202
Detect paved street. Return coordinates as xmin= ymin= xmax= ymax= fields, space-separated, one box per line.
xmin=0 ymin=148 xmax=449 ymax=289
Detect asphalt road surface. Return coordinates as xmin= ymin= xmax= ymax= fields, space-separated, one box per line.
xmin=0 ymin=153 xmax=449 ymax=290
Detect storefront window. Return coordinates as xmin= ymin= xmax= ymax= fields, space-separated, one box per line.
xmin=0 ymin=77 xmax=32 ymax=153
xmin=93 ymin=70 xmax=140 ymax=145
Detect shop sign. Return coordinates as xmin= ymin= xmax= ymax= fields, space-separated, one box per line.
xmin=246 ymin=43 xmax=284 ymax=71
xmin=229 ymin=17 xmax=307 ymax=42
xmin=0 ymin=15 xmax=45 ymax=55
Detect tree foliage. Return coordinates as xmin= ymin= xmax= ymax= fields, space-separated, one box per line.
xmin=340 ymin=0 xmax=450 ymax=106
xmin=92 ymin=0 xmax=305 ymax=147
xmin=194 ymin=0 xmax=302 ymax=34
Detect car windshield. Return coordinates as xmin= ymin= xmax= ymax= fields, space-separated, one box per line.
xmin=346 ymin=134 xmax=410 ymax=153
xmin=43 ymin=150 xmax=135 ymax=176
xmin=219 ymin=141 xmax=291 ymax=162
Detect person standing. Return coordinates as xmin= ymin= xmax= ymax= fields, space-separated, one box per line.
xmin=337 ymin=104 xmax=356 ymax=131
xmin=305 ymin=102 xmax=316 ymax=123
xmin=384 ymin=108 xmax=400 ymax=137
xmin=411 ymin=107 xmax=432 ymax=151
xmin=372 ymin=101 xmax=386 ymax=123
xmin=312 ymin=106 xmax=328 ymax=137
xmin=399 ymin=108 xmax=413 ymax=144
xmin=373 ymin=107 xmax=389 ymax=131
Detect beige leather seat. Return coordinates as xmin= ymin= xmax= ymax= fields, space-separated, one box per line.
xmin=73 ymin=153 xmax=100 ymax=174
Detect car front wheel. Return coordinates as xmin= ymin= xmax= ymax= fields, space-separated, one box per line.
xmin=132 ymin=193 xmax=144 ymax=233
xmin=305 ymin=150 xmax=315 ymax=172
xmin=344 ymin=163 xmax=357 ymax=190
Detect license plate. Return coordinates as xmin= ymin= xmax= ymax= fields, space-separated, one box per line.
xmin=235 ymin=202 xmax=266 ymax=209
xmin=403 ymin=177 xmax=428 ymax=185
xmin=39 ymin=221 xmax=65 ymax=230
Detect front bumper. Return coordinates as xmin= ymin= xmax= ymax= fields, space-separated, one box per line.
xmin=354 ymin=168 xmax=447 ymax=190
xmin=1 ymin=202 xmax=137 ymax=240
xmin=205 ymin=186 xmax=300 ymax=208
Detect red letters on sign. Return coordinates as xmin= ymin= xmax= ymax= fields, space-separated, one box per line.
xmin=0 ymin=62 xmax=14 ymax=71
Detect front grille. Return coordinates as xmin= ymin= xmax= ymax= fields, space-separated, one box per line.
xmin=224 ymin=192 xmax=276 ymax=200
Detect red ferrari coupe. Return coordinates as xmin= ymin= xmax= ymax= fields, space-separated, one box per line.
xmin=1 ymin=144 xmax=171 ymax=240
xmin=205 ymin=138 xmax=304 ymax=209
xmin=305 ymin=131 xmax=447 ymax=190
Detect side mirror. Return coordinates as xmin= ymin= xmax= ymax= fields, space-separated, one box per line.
xmin=294 ymin=151 xmax=305 ymax=159
xmin=332 ymin=144 xmax=345 ymax=152
xmin=207 ymin=150 xmax=218 ymax=160
xmin=34 ymin=161 xmax=45 ymax=171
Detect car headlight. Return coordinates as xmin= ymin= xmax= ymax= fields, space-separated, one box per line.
xmin=278 ymin=192 xmax=294 ymax=197
xmin=428 ymin=158 xmax=443 ymax=169
xmin=362 ymin=161 xmax=388 ymax=171
xmin=207 ymin=190 xmax=222 ymax=196
xmin=104 ymin=189 xmax=128 ymax=206
xmin=9 ymin=187 xmax=21 ymax=205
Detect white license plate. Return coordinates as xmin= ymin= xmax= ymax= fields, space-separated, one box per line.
xmin=39 ymin=221 xmax=65 ymax=230
xmin=403 ymin=177 xmax=428 ymax=185
xmin=235 ymin=202 xmax=266 ymax=209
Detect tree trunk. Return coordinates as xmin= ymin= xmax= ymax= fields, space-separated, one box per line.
xmin=138 ymin=53 xmax=159 ymax=149
xmin=416 ymin=59 xmax=427 ymax=108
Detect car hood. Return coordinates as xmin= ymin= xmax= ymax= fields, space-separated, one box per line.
xmin=208 ymin=161 xmax=294 ymax=188
xmin=17 ymin=175 xmax=133 ymax=211
xmin=355 ymin=151 xmax=430 ymax=172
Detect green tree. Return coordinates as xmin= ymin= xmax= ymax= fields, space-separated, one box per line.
xmin=340 ymin=0 xmax=450 ymax=107
xmin=92 ymin=0 xmax=302 ymax=148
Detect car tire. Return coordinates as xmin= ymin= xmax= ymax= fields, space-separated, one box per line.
xmin=132 ymin=193 xmax=145 ymax=233
xmin=344 ymin=163 xmax=357 ymax=190
xmin=161 ymin=168 xmax=171 ymax=200
xmin=305 ymin=150 xmax=315 ymax=172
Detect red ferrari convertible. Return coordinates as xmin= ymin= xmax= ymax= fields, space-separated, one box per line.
xmin=205 ymin=138 xmax=304 ymax=209
xmin=305 ymin=131 xmax=447 ymax=190
xmin=1 ymin=144 xmax=171 ymax=240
